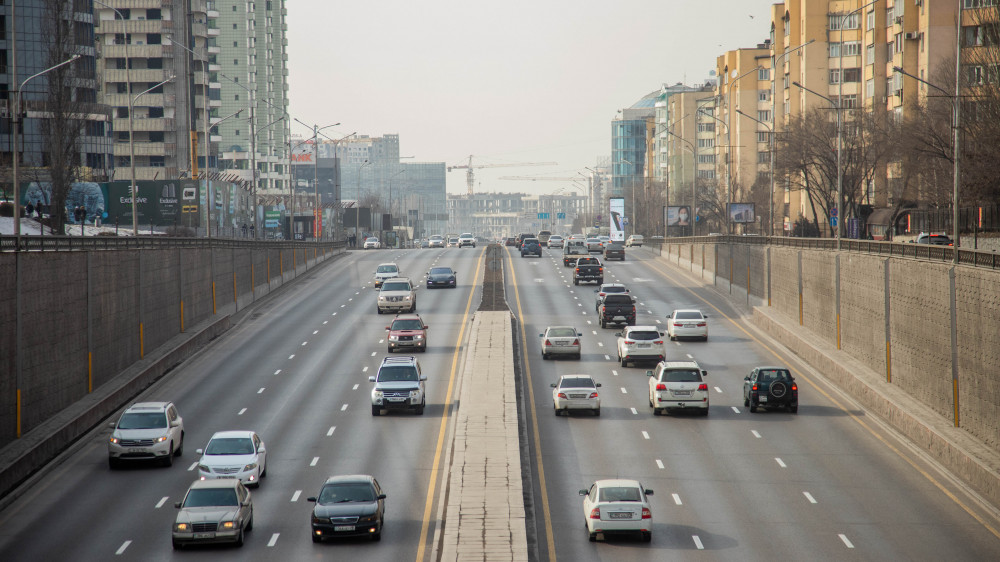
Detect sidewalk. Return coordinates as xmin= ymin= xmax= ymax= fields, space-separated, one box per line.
xmin=439 ymin=310 xmax=528 ymax=562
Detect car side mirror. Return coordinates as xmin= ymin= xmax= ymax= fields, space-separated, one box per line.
xmin=196 ymin=448 xmax=204 ymax=455
xmin=539 ymin=333 xmax=544 ymax=337
xmin=170 ymin=420 xmax=181 ymax=427
xmin=596 ymin=383 xmax=602 ymax=387
xmin=108 ymin=422 xmax=117 ymax=429
xmin=593 ymin=289 xmax=599 ymax=293
xmin=419 ymin=375 xmax=428 ymax=381
xmin=578 ymin=489 xmax=588 ymax=496
xmin=614 ymin=332 xmax=622 ymax=337
xmin=550 ymin=383 xmax=557 ymax=388
xmin=377 ymin=494 xmax=387 ymax=500
xmin=243 ymin=500 xmax=252 ymax=506
xmin=702 ymin=370 xmax=708 ymax=377
xmin=645 ymin=489 xmax=654 ymax=495
xmin=659 ymin=332 xmax=665 ymax=337
xmin=646 ymin=370 xmax=654 ymax=377
xmin=368 ymin=376 xmax=376 ymax=382
xmin=257 ymin=446 xmax=265 ymax=454
xmin=174 ymin=501 xmax=182 ymax=509
xmin=703 ymin=314 xmax=708 ymax=317
xmin=743 ymin=376 xmax=750 ymax=381
xmin=424 ymin=325 xmax=429 ymax=329
xmin=385 ymin=327 xmax=391 ymax=331
xmin=306 ymin=497 xmax=317 ymax=502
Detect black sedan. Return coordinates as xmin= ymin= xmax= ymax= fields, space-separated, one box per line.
xmin=308 ymin=475 xmax=386 ymax=542
xmin=426 ymin=266 xmax=457 ymax=288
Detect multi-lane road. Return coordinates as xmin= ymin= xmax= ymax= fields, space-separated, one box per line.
xmin=1 ymin=244 xmax=999 ymax=561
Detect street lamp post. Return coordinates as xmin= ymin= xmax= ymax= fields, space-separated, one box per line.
xmin=724 ymin=66 xmax=763 ymax=235
xmin=10 ymin=54 xmax=81 ymax=248
xmin=356 ymin=159 xmax=370 ymax=242
xmin=293 ymin=119 xmax=340 ymax=239
xmin=793 ymin=81 xmax=841 ymax=245
xmin=771 ymin=39 xmax=815 ymax=236
xmin=735 ymin=109 xmax=775 ymax=236
xmin=389 ymin=169 xmax=406 ymax=246
xmin=697 ymin=107 xmax=732 ymax=232
xmin=622 ymin=159 xmax=635 ymax=236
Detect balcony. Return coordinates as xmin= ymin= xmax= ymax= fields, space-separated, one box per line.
xmin=207 ymin=27 xmax=221 ymax=37
xmin=103 ymin=68 xmax=170 ymax=83
xmin=96 ymin=19 xmax=168 ymax=35
xmin=108 ymin=0 xmax=163 ymax=8
xmin=113 ymin=142 xmax=169 ymax=157
xmin=114 ymin=117 xmax=173 ymax=132
xmin=100 ymin=43 xmax=167 ymax=59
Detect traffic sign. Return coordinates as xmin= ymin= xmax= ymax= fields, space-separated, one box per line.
xmin=830 ymin=207 xmax=838 ymax=217
xmin=557 ymin=212 xmax=566 ymax=219
xmin=830 ymin=217 xmax=838 ymax=227
xmin=537 ymin=212 xmax=550 ymax=219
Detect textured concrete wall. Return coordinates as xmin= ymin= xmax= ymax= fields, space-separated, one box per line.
xmin=233 ymin=248 xmax=253 ymax=310
xmin=955 ymin=267 xmax=1000 ymax=450
xmin=212 ymin=247 xmax=235 ymax=314
xmin=142 ymin=250 xmax=181 ymax=353
xmin=716 ymin=243 xmax=732 ymax=283
xmin=183 ymin=249 xmax=214 ymax=329
xmin=839 ymin=254 xmax=887 ymax=379
xmin=90 ymin=252 xmax=140 ymax=389
xmin=801 ymin=251 xmax=837 ymax=345
xmin=0 ymin=259 xmax=15 ymax=441
xmin=770 ymin=249 xmax=799 ymax=321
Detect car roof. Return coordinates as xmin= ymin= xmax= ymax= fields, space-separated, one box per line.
xmin=188 ymin=479 xmax=243 ymax=490
xmin=594 ymin=478 xmax=642 ymax=488
xmin=377 ymin=262 xmax=397 ymax=267
xmin=755 ymin=366 xmax=791 ymax=372
xmin=380 ymin=355 xmax=418 ymax=366
xmin=558 ymin=374 xmax=595 ymax=383
xmin=383 ymin=277 xmax=412 ymax=283
xmin=545 ymin=325 xmax=578 ymax=331
xmin=600 ymin=283 xmax=627 ymax=289
xmin=322 ymin=474 xmax=376 ymax=486
xmin=673 ymin=308 xmax=704 ymax=314
xmin=626 ymin=325 xmax=659 ymax=331
xmin=657 ymin=360 xmax=701 ymax=370
xmin=392 ymin=313 xmax=423 ymax=321
xmin=126 ymin=401 xmax=171 ymax=412
xmin=209 ymin=430 xmax=256 ymax=439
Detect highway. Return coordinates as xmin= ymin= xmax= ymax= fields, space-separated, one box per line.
xmin=506 ymin=245 xmax=1000 ymax=561
xmin=2 ymin=244 xmax=1000 ymax=561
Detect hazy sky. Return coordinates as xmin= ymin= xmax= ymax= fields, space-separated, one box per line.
xmin=287 ymin=0 xmax=777 ymax=196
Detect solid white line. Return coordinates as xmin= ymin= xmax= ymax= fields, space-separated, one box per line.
xmin=115 ymin=540 xmax=131 ymax=555
xmin=714 ymin=386 xmax=723 ymax=393
xmin=267 ymin=533 xmax=280 ymax=547
xmin=301 ymin=341 xmax=308 ymax=346
xmin=620 ymin=387 xmax=627 ymax=394
xmin=839 ymin=534 xmax=854 ymax=548
xmin=291 ymin=490 xmax=301 ymax=502
xmin=313 ymin=330 xmax=319 ymax=335
xmin=238 ymin=408 xmax=247 ymax=415
xmin=612 ymin=370 xmax=619 ymax=376
xmin=804 ymin=491 xmax=817 ymax=504
xmin=692 ymin=535 xmax=704 ymax=550
xmin=604 ymin=354 xmax=611 ymax=360
xmin=352 ymin=383 xmax=359 ymax=390
xmin=187 ymin=462 xmax=198 ymax=471
xmin=641 ymin=431 xmax=650 ymax=440
xmin=341 ymin=404 xmax=349 ymax=411
xmin=672 ymin=493 xmax=682 ymax=505
xmin=310 ymin=457 xmax=319 ymax=466
xmin=752 ymin=430 xmax=762 ymax=439
xmin=257 ymin=388 xmax=265 ymax=394
xmin=731 ymin=406 xmax=741 ymax=414
xmin=656 ymin=459 xmax=664 ymax=469
xmin=630 ymin=408 xmax=638 ymax=415
xmin=327 ymin=426 xmax=336 ymax=436
xmin=775 ymin=458 xmax=787 ymax=468
xmin=155 ymin=496 xmax=168 ymax=508
xmin=274 ymin=369 xmax=281 ymax=375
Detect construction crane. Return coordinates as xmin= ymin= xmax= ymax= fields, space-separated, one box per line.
xmin=448 ymin=156 xmax=557 ymax=197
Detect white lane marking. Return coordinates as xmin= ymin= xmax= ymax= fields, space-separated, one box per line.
xmin=612 ymin=370 xmax=619 ymax=377
xmin=604 ymin=355 xmax=611 ymax=360
xmin=115 ymin=540 xmax=132 ymax=555
xmin=693 ymin=535 xmax=704 ymax=550
xmin=714 ymin=386 xmax=723 ymax=393
xmin=775 ymin=458 xmax=787 ymax=468
xmin=340 ymin=304 xmax=346 ymax=308
xmin=327 ymin=426 xmax=336 ymax=436
xmin=655 ymin=460 xmax=664 ymax=469
xmin=686 ymin=353 xmax=693 ymax=359
xmin=839 ymin=534 xmax=854 ymax=549
xmin=631 ymin=408 xmax=638 ymax=415
xmin=592 ymin=330 xmax=598 ymax=335
xmin=301 ymin=341 xmax=308 ymax=346
xmin=274 ymin=369 xmax=281 ymax=375
xmin=752 ymin=430 xmax=762 ymax=438
xmin=672 ymin=493 xmax=682 ymax=505
xmin=655 ymin=319 xmax=662 ymax=324
xmin=332 ymin=312 xmax=337 ymax=316
xmin=187 ymin=462 xmax=198 ymax=471
xmin=581 ymin=312 xmax=587 ymax=315
xmin=341 ymin=404 xmax=349 ymax=411
xmin=646 ymin=310 xmax=653 ymax=314
xmin=731 ymin=406 xmax=741 ymax=414
xmin=674 ymin=341 xmax=681 ymax=346
xmin=257 ymin=387 xmax=265 ymax=394
xmin=574 ymin=296 xmax=579 ymax=300
xmin=363 ymin=366 xmax=369 ymax=372
xmin=155 ymin=496 xmax=169 ymax=508
xmin=313 ymin=330 xmax=319 ymax=335
xmin=620 ymin=387 xmax=627 ymax=394
xmin=352 ymin=383 xmax=359 ymax=390
xmin=268 ymin=533 xmax=280 ymax=547
xmin=641 ymin=431 xmax=650 ymax=440
xmin=804 ymin=492 xmax=817 ymax=504
xmin=238 ymin=408 xmax=247 ymax=415
xmin=598 ymin=342 xmax=604 ymax=347
xmin=310 ymin=457 xmax=319 ymax=466
xmin=355 ymin=291 xmax=360 ymax=295
xmin=289 ymin=354 xmax=295 ymax=359
xmin=370 ymin=352 xmax=376 ymax=357
xmin=322 ymin=321 xmax=328 ymax=325
xmin=577 ymin=303 xmax=582 ymax=307
xmin=379 ymin=339 xmax=385 ymax=344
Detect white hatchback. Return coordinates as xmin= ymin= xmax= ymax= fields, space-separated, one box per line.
xmin=579 ymin=479 xmax=653 ymax=542
xmin=666 ymin=309 xmax=708 ymax=341
xmin=196 ymin=431 xmax=267 ymax=488
xmin=615 ymin=326 xmax=666 ymax=367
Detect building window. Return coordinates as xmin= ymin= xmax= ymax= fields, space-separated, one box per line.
xmin=839 ymin=94 xmax=858 ymax=109
xmin=150 ymin=156 xmax=165 ymax=167
xmin=758 ymin=68 xmax=770 ymax=80
xmin=698 ymin=154 xmax=715 ymax=164
xmin=964 ymin=0 xmax=998 ymax=8
xmin=829 ymin=13 xmax=860 ymax=30
xmin=149 ymin=131 xmax=164 ymax=142
xmin=697 ymin=138 xmax=715 ymax=149
xmin=866 ymin=79 xmax=875 ymax=98
xmin=866 ymin=44 xmax=875 ymax=64
xmin=759 ymin=90 xmax=771 ymax=102
xmin=146 ymin=9 xmax=161 ymax=20
xmin=830 ymin=69 xmax=841 ymax=84
xmin=757 ymin=110 xmax=772 ymax=122
xmin=757 ymin=131 xmax=770 ymax=143
xmin=867 ymin=11 xmax=875 ymax=29
xmin=843 ymin=68 xmax=861 ymax=83
xmin=697 ymin=169 xmax=716 ymax=179
xmin=697 ymin=122 xmax=715 ymax=133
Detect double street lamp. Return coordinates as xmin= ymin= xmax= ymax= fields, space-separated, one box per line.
xmin=293 ymin=119 xmax=340 ymax=239
xmin=792 ymin=81 xmax=841 ymax=246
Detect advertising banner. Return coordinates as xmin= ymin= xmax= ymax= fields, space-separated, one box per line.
xmin=728 ymin=202 xmax=756 ymax=224
xmin=105 ymin=180 xmax=201 ymax=226
xmin=667 ymin=205 xmax=691 ymax=227
xmin=609 ymin=197 xmax=625 ymax=241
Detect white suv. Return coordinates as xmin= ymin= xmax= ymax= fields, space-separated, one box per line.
xmin=458 ymin=233 xmax=476 ymax=247
xmin=108 ymin=402 xmax=184 ymax=468
xmin=374 ymin=262 xmax=399 ymax=288
xmin=377 ymin=278 xmax=416 ymax=314
xmin=615 ymin=326 xmax=666 ymax=367
xmin=370 ymin=356 xmax=427 ymax=415
xmin=647 ymin=360 xmax=710 ymax=416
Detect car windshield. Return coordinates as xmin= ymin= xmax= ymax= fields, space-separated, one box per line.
xmin=599 ymin=486 xmax=641 ymax=502
xmin=319 ymin=483 xmax=376 ymax=504
xmin=205 ymin=437 xmax=255 ymax=455
xmin=663 ymin=370 xmax=701 ymax=382
xmin=604 ymin=295 xmax=632 ymax=304
xmin=461 ymin=233 xmax=473 ymax=237
xmin=675 ymin=311 xmax=704 ymax=320
xmin=429 ymin=268 xmax=452 ymax=275
xmin=430 ymin=236 xmax=442 ymax=240
xmin=628 ymin=331 xmax=659 ymax=340
xmin=560 ymin=377 xmax=595 ymax=389
xmin=378 ymin=366 xmax=419 ymax=382
xmin=632 ymin=235 xmax=644 ymax=240
xmin=367 ymin=238 xmax=379 ymax=243
xmin=376 ymin=265 xmax=397 ymax=273
xmin=586 ymin=238 xmax=599 ymax=243
xmin=758 ymin=369 xmax=791 ymax=381
xmin=183 ymin=488 xmax=239 ymax=507
xmin=392 ymin=319 xmax=423 ymax=330
xmin=382 ymin=282 xmax=410 ymax=292
xmin=449 ymin=238 xmax=458 ymax=243
xmin=118 ymin=412 xmax=167 ymax=429
xmin=547 ymin=327 xmax=577 ymax=338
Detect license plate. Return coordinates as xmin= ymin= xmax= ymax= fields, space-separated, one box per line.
xmin=388 ymin=397 xmax=406 ymax=402
xmin=638 ymin=343 xmax=651 ymax=348
xmin=334 ymin=525 xmax=355 ymax=532
xmin=129 ymin=447 xmax=148 ymax=452
xmin=673 ymin=391 xmax=690 ymax=396
xmin=759 ymin=396 xmax=768 ymax=403
xmin=194 ymin=533 xmax=214 ymax=539
xmin=608 ymin=512 xmax=632 ymax=519
xmin=556 ymin=341 xmax=568 ymax=346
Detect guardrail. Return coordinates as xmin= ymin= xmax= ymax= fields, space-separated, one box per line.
xmin=0 ymin=235 xmax=345 ymax=253
xmin=647 ymin=235 xmax=1000 ymax=270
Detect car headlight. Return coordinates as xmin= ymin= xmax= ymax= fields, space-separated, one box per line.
xmin=409 ymin=390 xmax=420 ymax=398
xmin=154 ymin=435 xmax=168 ymax=443
xmin=221 ymin=521 xmax=235 ymax=530
xmin=242 ymin=463 xmax=258 ymax=472
xmin=373 ymin=390 xmax=383 ymax=398
xmin=357 ymin=513 xmax=378 ymax=523
xmin=198 ymin=464 xmax=210 ymax=472
xmin=413 ymin=335 xmax=424 ymax=340
xmin=175 ymin=523 xmax=189 ymax=532
xmin=388 ymin=335 xmax=399 ymax=341
xmin=109 ymin=435 xmax=120 ymax=444
xmin=378 ymin=296 xmax=386 ymax=302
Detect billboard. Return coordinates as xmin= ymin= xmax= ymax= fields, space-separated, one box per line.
xmin=728 ymin=202 xmax=756 ymax=224
xmin=609 ymin=197 xmax=625 ymax=241
xmin=104 ymin=181 xmax=201 ymax=226
xmin=667 ymin=205 xmax=691 ymax=227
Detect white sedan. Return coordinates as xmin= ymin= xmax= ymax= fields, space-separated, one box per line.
xmin=540 ymin=326 xmax=582 ymax=360
xmin=665 ymin=309 xmax=708 ymax=341
xmin=547 ymin=235 xmax=564 ymax=249
xmin=363 ymin=237 xmax=381 ymax=249
xmin=579 ymin=479 xmax=653 ymax=542
xmin=551 ymin=375 xmax=601 ymax=416
xmin=196 ymin=431 xmax=267 ymax=488
xmin=615 ymin=326 xmax=666 ymax=367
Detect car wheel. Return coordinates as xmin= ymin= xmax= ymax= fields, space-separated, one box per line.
xmin=312 ymin=534 xmax=322 ymax=543
xmin=575 ymin=353 xmax=581 ymax=360
xmin=162 ymin=444 xmax=174 ymax=467
xmin=703 ymin=335 xmax=709 ymax=342
xmin=653 ymin=407 xmax=661 ymax=416
xmin=174 ymin=433 xmax=184 ymax=456
xmin=744 ymin=395 xmax=750 ymax=407
xmin=172 ymin=540 xmax=183 ymax=550
xmin=260 ymin=463 xmax=266 ymax=478
xmin=377 ymin=307 xmax=383 ymax=315
xmin=620 ymin=357 xmax=627 ymax=368
xmin=600 ymin=318 xmax=606 ymax=328
xmin=246 ymin=513 xmax=254 ymax=531
xmin=627 ymin=320 xmax=636 ymax=326
xmin=589 ymin=531 xmax=597 ymax=542
xmin=593 ymin=408 xmax=600 ymax=417
xmin=749 ymin=400 xmax=757 ymax=413
xmin=372 ymin=405 xmax=381 ymax=416
xmin=108 ymin=457 xmax=119 ymax=470
xmin=790 ymin=404 xmax=798 ymax=414
xmin=235 ymin=526 xmax=245 ymax=547
xmin=574 ymin=279 xmax=578 ymax=285
xmin=642 ymin=531 xmax=652 ymax=543
xmin=372 ymin=529 xmax=382 ymax=541
xmin=541 ymin=352 xmax=548 ymax=360
xmin=387 ymin=346 xmax=393 ymax=354
xmin=416 ymin=401 xmax=425 ymax=415
xmin=701 ymin=408 xmax=709 ymax=417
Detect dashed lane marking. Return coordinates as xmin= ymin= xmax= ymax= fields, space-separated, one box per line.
xmin=693 ymin=536 xmax=704 ymax=550
xmin=752 ymin=430 xmax=762 ymax=438
xmin=341 ymin=404 xmax=349 ymax=411
xmin=268 ymin=533 xmax=280 ymax=547
xmin=839 ymin=534 xmax=854 ymax=549
xmin=155 ymin=496 xmax=168 ymax=508
xmin=310 ymin=457 xmax=319 ymax=467
xmin=656 ymin=460 xmax=664 ymax=469
xmin=115 ymin=541 xmax=131 ymax=555
xmin=776 ymin=458 xmax=787 ymax=468
xmin=641 ymin=431 xmax=650 ymax=440
xmin=327 ymin=426 xmax=336 ymax=436
xmin=257 ymin=388 xmax=265 ymax=394
xmin=672 ymin=493 xmax=682 ymax=505
xmin=804 ymin=492 xmax=817 ymax=504
xmin=731 ymin=406 xmax=741 ymax=414
xmin=631 ymin=408 xmax=638 ymax=415
xmin=238 ymin=408 xmax=247 ymax=415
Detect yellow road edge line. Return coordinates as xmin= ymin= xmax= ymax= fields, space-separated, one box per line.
xmin=507 ymin=249 xmax=558 ymax=562
xmin=416 ymin=247 xmax=486 ymax=561
xmin=645 ymin=255 xmax=1000 ymax=541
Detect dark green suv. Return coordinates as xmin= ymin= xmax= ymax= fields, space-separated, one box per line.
xmin=743 ymin=367 xmax=798 ymax=413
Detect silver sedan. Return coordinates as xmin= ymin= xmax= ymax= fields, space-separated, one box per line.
xmin=540 ymin=326 xmax=582 ymax=360
xmin=551 ymin=375 xmax=601 ymax=416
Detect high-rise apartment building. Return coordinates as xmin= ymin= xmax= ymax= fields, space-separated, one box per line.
xmin=664 ymin=87 xmax=716 ymax=213
xmin=215 ymin=0 xmax=289 ymax=193
xmin=94 ymin=1 xmax=214 ymax=182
